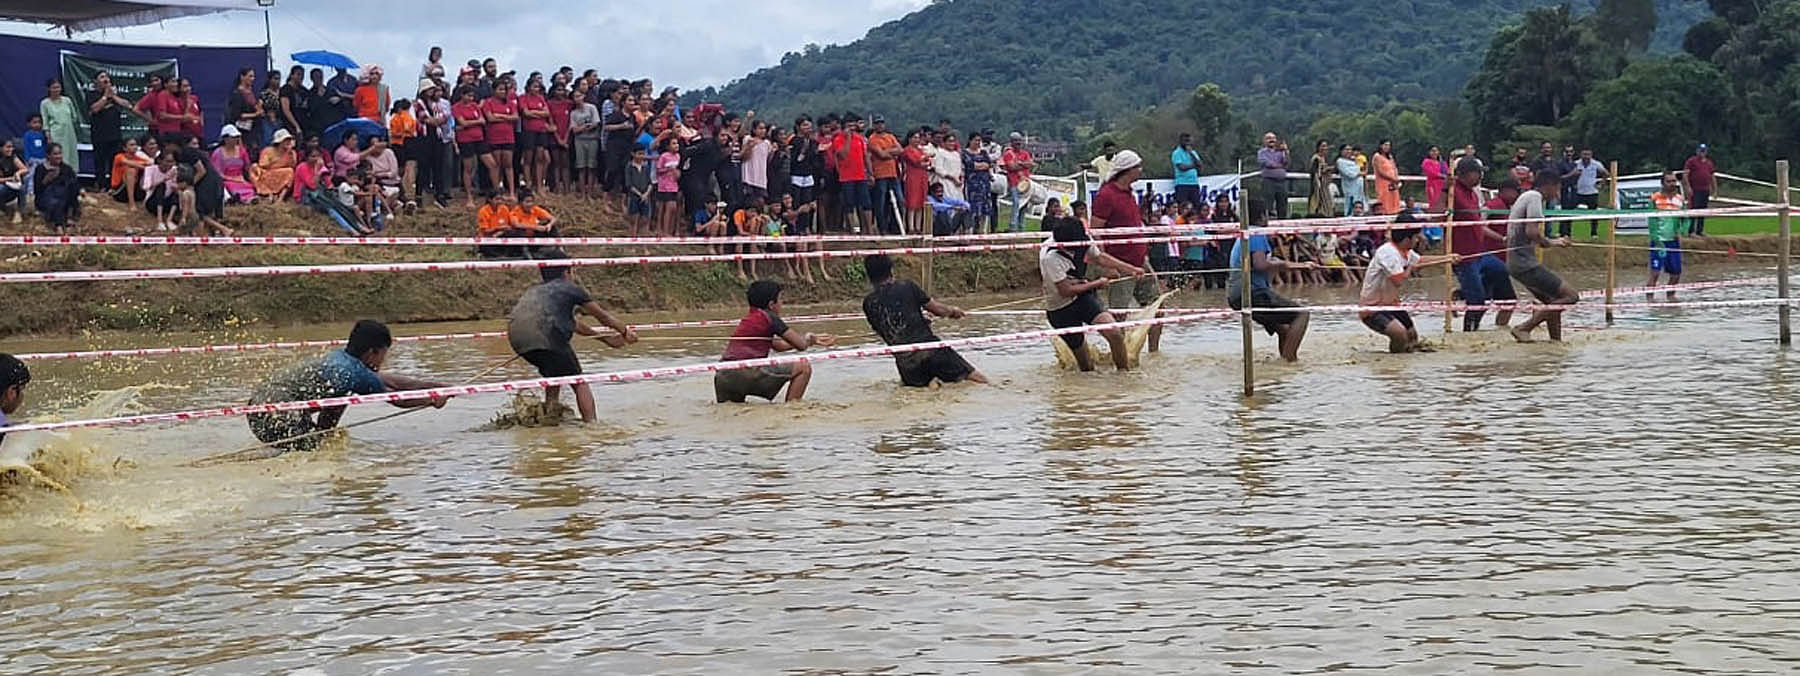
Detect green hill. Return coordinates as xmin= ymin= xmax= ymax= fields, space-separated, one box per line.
xmin=692 ymin=0 xmax=1705 ymax=140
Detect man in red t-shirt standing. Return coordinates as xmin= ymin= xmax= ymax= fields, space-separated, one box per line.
xmin=1682 ymin=143 xmax=1716 ymax=236
xmin=1448 ymin=158 xmax=1517 ymax=332
xmin=1089 ymin=149 xmax=1165 ymax=352
xmin=835 ymin=112 xmax=875 ymax=234
xmin=1001 ymin=132 xmax=1036 ymax=232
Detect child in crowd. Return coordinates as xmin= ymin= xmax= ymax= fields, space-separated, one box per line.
xmin=109 ymin=137 xmax=153 ymax=209
xmin=731 ymin=198 xmax=769 ymax=281
xmin=358 ymin=171 xmax=392 ymax=232
xmin=293 ymin=147 xmax=331 ymax=202
xmin=21 ymin=114 xmax=47 ymax=209
xmin=142 ymin=151 xmax=182 ymax=231
xmin=694 ymin=201 xmax=728 ymax=252
xmin=333 ymin=174 xmax=372 ymax=234
xmin=0 ymin=139 xmax=25 ymax=223
xmin=625 ymin=146 xmax=653 ymax=237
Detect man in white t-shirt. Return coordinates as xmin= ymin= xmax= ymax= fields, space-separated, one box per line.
xmin=1359 ymin=213 xmax=1460 ymax=353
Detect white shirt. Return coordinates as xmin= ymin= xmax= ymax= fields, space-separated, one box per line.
xmin=1359 ymin=241 xmax=1421 ymax=306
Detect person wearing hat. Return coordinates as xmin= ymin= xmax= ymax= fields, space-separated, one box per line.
xmin=252 ymin=128 xmax=299 ymax=199
xmin=1683 ymin=143 xmax=1716 ymax=236
xmin=1001 ymin=132 xmax=1036 ymax=231
xmin=1041 ymin=200 xmax=1147 ymax=371
xmin=355 ymin=65 xmax=391 ymax=125
xmin=1089 ymin=148 xmax=1167 ymax=353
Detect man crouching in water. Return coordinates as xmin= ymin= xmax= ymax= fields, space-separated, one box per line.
xmin=246 ymin=320 xmax=450 ymax=453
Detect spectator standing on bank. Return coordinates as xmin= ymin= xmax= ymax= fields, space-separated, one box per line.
xmin=1170 ymin=133 xmax=1203 ymax=211
xmin=1001 ymin=132 xmax=1035 ymax=232
xmin=87 ymin=72 xmax=133 ymax=194
xmin=39 ymin=79 xmax=80 ymax=180
xmin=1258 ymin=132 xmax=1290 ymax=219
xmin=1683 ymin=144 xmax=1716 ymax=236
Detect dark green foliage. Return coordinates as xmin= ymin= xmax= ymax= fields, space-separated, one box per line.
xmin=695 ymin=0 xmax=1700 ymax=140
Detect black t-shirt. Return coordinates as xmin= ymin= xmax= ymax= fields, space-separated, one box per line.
xmin=88 ymin=91 xmax=123 ymax=142
xmin=789 ymin=136 xmax=817 ymax=178
xmin=603 ymin=109 xmax=634 ymax=149
xmin=862 ymin=280 xmax=939 ymax=346
xmin=306 ymin=85 xmax=341 ymax=134
xmin=177 ymin=146 xmax=220 ymax=188
xmin=279 ymin=84 xmax=310 ymax=127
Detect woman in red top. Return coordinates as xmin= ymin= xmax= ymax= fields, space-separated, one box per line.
xmin=546 ymin=83 xmax=574 ymax=193
xmin=900 ymin=129 xmax=931 ymax=236
xmin=516 ymin=78 xmax=552 ymax=194
xmin=177 ymin=78 xmax=203 ymax=143
xmin=481 ymin=78 xmax=519 ymax=199
xmin=452 ymin=87 xmax=497 ymax=208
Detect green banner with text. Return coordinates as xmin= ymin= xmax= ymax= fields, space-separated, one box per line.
xmin=59 ymin=51 xmax=178 ymax=148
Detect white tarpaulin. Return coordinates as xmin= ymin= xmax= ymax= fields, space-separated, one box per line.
xmin=0 ymin=1 xmax=267 ymax=34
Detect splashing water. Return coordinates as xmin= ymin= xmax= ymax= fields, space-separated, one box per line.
xmin=0 ymin=387 xmax=143 ymax=495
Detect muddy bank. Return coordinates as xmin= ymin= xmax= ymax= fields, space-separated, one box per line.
xmin=0 ymin=195 xmax=1786 ymax=336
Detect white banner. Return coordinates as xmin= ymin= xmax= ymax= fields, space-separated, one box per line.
xmin=1613 ymin=178 xmax=1660 ymax=233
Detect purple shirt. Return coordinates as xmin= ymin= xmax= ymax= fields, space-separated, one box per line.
xmin=1257 ymin=147 xmax=1288 ymax=181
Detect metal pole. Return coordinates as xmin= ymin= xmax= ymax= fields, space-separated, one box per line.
xmin=1606 ymin=160 xmax=1619 ymax=325
xmin=1779 ymin=159 xmax=1791 ymax=346
xmin=263 ymin=10 xmax=274 ymax=71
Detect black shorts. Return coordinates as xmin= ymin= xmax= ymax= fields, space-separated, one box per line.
xmin=1228 ymin=288 xmax=1303 ymax=335
xmin=518 ymin=130 xmax=548 ymax=153
xmin=654 ymin=190 xmax=680 ymax=204
xmin=1361 ymin=310 xmax=1414 ymax=334
xmin=1173 ymin=184 xmax=1202 ymax=208
xmin=460 ymin=140 xmax=490 ymax=157
xmin=840 ymin=180 xmax=872 ymax=210
xmin=1046 ymin=293 xmax=1107 ymax=349
xmin=490 ymin=142 xmax=515 ymax=153
xmin=520 ymin=347 xmax=582 ymax=378
xmin=1511 ymin=265 xmax=1569 ymax=303
xmin=894 ymin=347 xmax=974 ymax=387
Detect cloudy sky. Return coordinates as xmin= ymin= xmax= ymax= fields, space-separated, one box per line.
xmin=0 ymin=0 xmax=929 ymax=90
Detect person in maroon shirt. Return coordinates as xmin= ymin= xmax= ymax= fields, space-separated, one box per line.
xmin=1448 ymin=158 xmax=1518 ymax=332
xmin=1088 ymin=149 xmax=1165 ymax=352
xmin=714 ymin=281 xmax=837 ymax=403
xmin=1682 ymin=144 xmax=1716 ymax=236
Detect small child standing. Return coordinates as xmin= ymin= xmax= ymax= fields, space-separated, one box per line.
xmin=626 ymin=146 xmax=653 ymax=238
xmin=21 ymin=114 xmax=47 ymax=212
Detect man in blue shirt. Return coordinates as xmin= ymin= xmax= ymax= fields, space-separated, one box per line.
xmin=1227 ymin=200 xmax=1314 ymax=362
xmin=246 ymin=320 xmax=450 ymax=453
xmin=926 ymin=182 xmax=971 ymax=235
xmin=1170 ymin=133 xmax=1203 ymax=211
xmin=0 ymin=354 xmax=28 ymax=449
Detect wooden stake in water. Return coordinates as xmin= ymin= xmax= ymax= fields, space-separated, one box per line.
xmin=1779 ymin=159 xmax=1792 ymax=346
xmin=1606 ymin=160 xmax=1619 ymax=325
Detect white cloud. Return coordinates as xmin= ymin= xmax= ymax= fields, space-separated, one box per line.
xmin=0 ymin=0 xmax=930 ymax=90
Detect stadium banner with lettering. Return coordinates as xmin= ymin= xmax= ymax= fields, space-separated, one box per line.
xmin=0 ymin=33 xmax=265 ymax=175
xmin=60 ymin=52 xmax=179 ymax=148
xmin=1613 ymin=178 xmax=1660 ymax=233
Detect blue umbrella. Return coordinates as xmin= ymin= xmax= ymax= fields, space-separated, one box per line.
xmin=290 ymin=50 xmax=358 ymax=70
xmin=321 ymin=118 xmax=387 ymax=151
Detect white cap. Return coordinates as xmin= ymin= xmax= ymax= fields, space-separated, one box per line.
xmin=1107 ymin=149 xmax=1142 ymax=181
xmin=218 ymin=125 xmax=241 ymax=138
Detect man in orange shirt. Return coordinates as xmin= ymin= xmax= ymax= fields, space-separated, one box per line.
xmin=476 ymin=191 xmax=520 ymax=257
xmin=868 ymin=116 xmax=902 ymax=234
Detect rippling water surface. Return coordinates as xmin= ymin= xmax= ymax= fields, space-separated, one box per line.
xmin=5 ymin=273 xmax=1800 ymax=674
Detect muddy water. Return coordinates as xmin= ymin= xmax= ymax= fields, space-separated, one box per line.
xmin=5 ymin=268 xmax=1800 ymax=673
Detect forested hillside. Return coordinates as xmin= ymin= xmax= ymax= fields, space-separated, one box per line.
xmin=691 ymin=0 xmax=1705 ymax=138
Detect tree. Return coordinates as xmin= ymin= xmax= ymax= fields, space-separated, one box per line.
xmin=1565 ymin=56 xmax=1735 ymax=172
xmin=1186 ymin=83 xmax=1232 ymax=149
xmin=1465 ymin=5 xmax=1630 ymax=154
xmin=1682 ymin=17 xmax=1732 ymax=60
xmin=1597 ymin=0 xmax=1659 ymax=52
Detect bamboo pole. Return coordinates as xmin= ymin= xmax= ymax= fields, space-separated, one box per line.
xmin=1606 ymin=160 xmax=1619 ymax=325
xmin=1779 ymin=159 xmax=1791 ymax=346
xmin=1239 ymin=194 xmax=1254 ymax=398
xmin=1442 ymin=186 xmax=1456 ymax=335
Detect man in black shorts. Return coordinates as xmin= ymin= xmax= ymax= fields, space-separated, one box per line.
xmin=1507 ymin=169 xmax=1578 ymax=342
xmin=861 ymin=254 xmax=986 ymax=387
xmin=507 ymin=253 xmax=639 ymax=422
xmin=1227 ymin=200 xmax=1313 ymax=362
xmin=1040 ymin=209 xmax=1147 ymax=371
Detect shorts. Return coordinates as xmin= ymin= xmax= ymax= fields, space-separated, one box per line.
xmin=517 ymin=130 xmax=547 ymax=153
xmin=1105 ymin=275 xmax=1161 ymax=310
xmin=574 ymin=138 xmax=599 ymax=169
xmin=459 ymin=140 xmax=490 ymax=157
xmin=520 ymin=347 xmax=582 ymax=378
xmin=1173 ymin=184 xmax=1201 ymax=207
xmin=1361 ymin=310 xmax=1415 ymax=334
xmin=1046 ymin=293 xmax=1107 ymax=349
xmin=489 ymin=142 xmax=515 ymax=153
xmin=714 ymin=364 xmax=797 ymax=403
xmin=1510 ymin=265 xmax=1570 ymax=303
xmin=627 ymin=194 xmax=651 ymax=217
xmin=1227 ymin=287 xmax=1303 ymax=335
xmin=1649 ymin=239 xmax=1683 ymax=275
xmin=654 ymin=190 xmax=680 ymax=204
xmin=840 ymin=180 xmax=872 ymax=210
xmin=247 ymin=411 xmax=324 ymax=453
xmin=894 ymin=347 xmax=975 ymax=387
xmin=741 ymin=185 xmax=768 ymax=205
